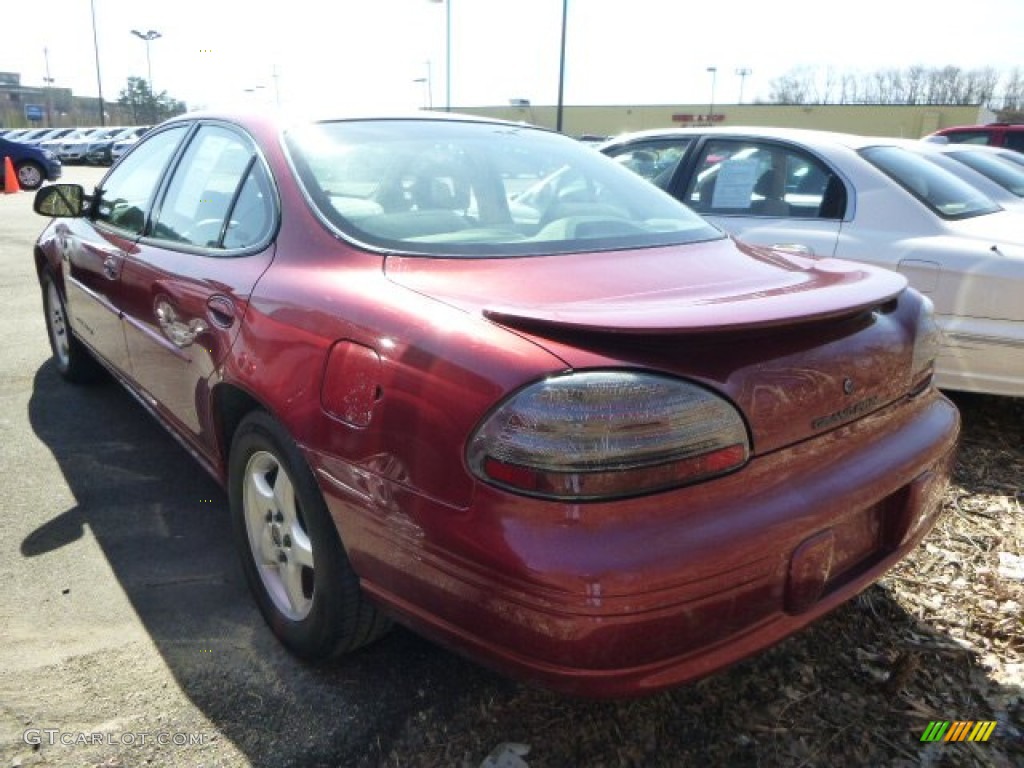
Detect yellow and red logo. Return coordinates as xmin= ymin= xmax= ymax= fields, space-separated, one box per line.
xmin=920 ymin=721 xmax=997 ymax=742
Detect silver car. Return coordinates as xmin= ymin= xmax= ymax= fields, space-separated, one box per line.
xmin=601 ymin=126 xmax=1024 ymax=398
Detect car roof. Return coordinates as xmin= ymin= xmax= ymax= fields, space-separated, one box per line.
xmin=934 ymin=123 xmax=1024 ymax=132
xmin=158 ymin=108 xmax=539 ymax=135
xmin=600 ymin=125 xmax=911 ymax=153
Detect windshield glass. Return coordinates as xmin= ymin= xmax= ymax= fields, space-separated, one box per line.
xmin=861 ymin=145 xmax=1000 ymax=219
xmin=284 ymin=119 xmax=721 ymax=257
xmin=947 ymin=150 xmax=1024 ymax=197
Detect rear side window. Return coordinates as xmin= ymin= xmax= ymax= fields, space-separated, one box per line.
xmin=151 ymin=125 xmax=275 ymax=251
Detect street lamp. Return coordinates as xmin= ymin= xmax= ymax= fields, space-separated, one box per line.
xmin=706 ymin=66 xmax=717 ymax=124
xmin=428 ymin=0 xmax=450 ymax=111
xmin=556 ymin=0 xmax=568 ymax=133
xmin=413 ymin=61 xmax=433 ymax=109
xmin=90 ymin=0 xmax=105 ymax=126
xmin=131 ymin=29 xmax=162 ymax=122
xmin=736 ymin=67 xmax=752 ymax=104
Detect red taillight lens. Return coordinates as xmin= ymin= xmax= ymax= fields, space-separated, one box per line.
xmin=467 ymin=371 xmax=750 ymax=500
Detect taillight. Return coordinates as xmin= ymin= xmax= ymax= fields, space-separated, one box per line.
xmin=910 ymin=295 xmax=941 ymax=395
xmin=467 ymin=371 xmax=750 ymax=501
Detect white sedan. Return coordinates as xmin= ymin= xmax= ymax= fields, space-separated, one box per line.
xmin=600 ymin=127 xmax=1024 ymax=398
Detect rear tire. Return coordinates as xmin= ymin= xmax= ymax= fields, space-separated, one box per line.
xmin=229 ymin=410 xmax=391 ymax=660
xmin=42 ymin=273 xmax=101 ymax=383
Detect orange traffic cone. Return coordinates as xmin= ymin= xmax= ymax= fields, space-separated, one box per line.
xmin=3 ymin=156 xmax=20 ymax=194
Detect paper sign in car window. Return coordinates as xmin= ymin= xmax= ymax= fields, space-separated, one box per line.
xmin=711 ymin=157 xmax=759 ymax=209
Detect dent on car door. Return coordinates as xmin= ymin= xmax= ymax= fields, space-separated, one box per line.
xmin=118 ymin=124 xmax=277 ymax=454
xmin=684 ymin=138 xmax=845 ymax=258
xmin=62 ymin=125 xmax=189 ymax=373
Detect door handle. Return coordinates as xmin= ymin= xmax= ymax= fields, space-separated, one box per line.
xmin=102 ymin=256 xmax=119 ymax=279
xmin=206 ymin=295 xmax=237 ymax=328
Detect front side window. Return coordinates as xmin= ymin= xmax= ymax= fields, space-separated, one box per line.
xmin=151 ymin=125 xmax=273 ymax=250
xmin=862 ymin=145 xmax=1000 ymax=219
xmin=284 ymin=119 xmax=720 ymax=258
xmin=93 ymin=125 xmax=188 ymax=235
xmin=685 ymin=139 xmax=845 ymax=220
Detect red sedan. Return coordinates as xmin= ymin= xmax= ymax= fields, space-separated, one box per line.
xmin=32 ymin=112 xmax=959 ymax=697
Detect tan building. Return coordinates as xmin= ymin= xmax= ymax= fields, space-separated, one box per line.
xmin=457 ymin=103 xmax=993 ymax=140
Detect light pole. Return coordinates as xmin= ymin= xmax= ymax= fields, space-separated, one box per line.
xmin=413 ymin=61 xmax=433 ymax=110
xmin=90 ymin=0 xmax=105 ymax=126
xmin=706 ymin=66 xmax=717 ymax=124
xmin=428 ymin=0 xmax=450 ymax=111
xmin=556 ymin=0 xmax=568 ymax=133
xmin=736 ymin=67 xmax=752 ymax=104
xmin=131 ymin=29 xmax=162 ymax=122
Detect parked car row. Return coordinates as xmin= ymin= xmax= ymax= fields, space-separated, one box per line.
xmin=600 ymin=125 xmax=1024 ymax=399
xmin=0 ymin=125 xmax=151 ymax=167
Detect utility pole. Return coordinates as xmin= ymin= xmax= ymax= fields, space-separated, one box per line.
xmin=736 ymin=68 xmax=752 ymax=104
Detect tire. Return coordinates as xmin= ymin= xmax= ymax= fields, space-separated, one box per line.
xmin=41 ymin=272 xmax=101 ymax=383
xmin=16 ymin=161 xmax=44 ymax=190
xmin=229 ymin=410 xmax=390 ymax=660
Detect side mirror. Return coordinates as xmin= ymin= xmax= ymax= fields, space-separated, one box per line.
xmin=34 ymin=184 xmax=86 ymax=218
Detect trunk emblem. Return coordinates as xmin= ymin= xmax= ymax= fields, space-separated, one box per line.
xmin=843 ymin=378 xmax=855 ymax=395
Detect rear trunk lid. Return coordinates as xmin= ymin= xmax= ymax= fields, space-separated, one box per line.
xmin=386 ymin=239 xmax=917 ymax=454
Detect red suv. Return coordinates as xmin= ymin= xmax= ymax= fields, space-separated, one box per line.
xmin=926 ymin=122 xmax=1024 ymax=152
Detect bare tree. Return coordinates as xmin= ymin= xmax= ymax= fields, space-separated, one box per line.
xmin=1000 ymin=67 xmax=1024 ymax=111
xmin=768 ymin=67 xmax=817 ymax=104
xmin=769 ymin=64 xmax=1009 ymax=107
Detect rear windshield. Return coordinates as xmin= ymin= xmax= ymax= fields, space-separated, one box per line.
xmin=947 ymin=150 xmax=1024 ymax=197
xmin=284 ymin=119 xmax=721 ymax=257
xmin=860 ymin=145 xmax=1000 ymax=219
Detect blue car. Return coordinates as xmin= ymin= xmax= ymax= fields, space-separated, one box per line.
xmin=0 ymin=136 xmax=62 ymax=190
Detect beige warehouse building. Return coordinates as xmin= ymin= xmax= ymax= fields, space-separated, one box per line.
xmin=458 ymin=103 xmax=993 ymax=140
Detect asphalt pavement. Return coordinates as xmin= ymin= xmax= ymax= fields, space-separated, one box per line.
xmin=0 ymin=166 xmax=506 ymax=768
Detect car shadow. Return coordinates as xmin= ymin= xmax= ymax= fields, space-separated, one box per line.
xmin=23 ymin=363 xmax=1023 ymax=767
xmin=22 ymin=360 xmax=518 ymax=766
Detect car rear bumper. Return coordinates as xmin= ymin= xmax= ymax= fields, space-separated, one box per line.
xmin=311 ymin=388 xmax=959 ymax=697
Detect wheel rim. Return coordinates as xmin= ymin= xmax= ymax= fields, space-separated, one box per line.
xmin=18 ymin=164 xmax=42 ymax=189
xmin=46 ymin=282 xmax=71 ymax=369
xmin=242 ymin=450 xmax=315 ymax=621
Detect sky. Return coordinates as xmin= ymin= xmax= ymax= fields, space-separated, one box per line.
xmin=7 ymin=0 xmax=1024 ymax=114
